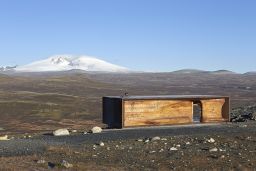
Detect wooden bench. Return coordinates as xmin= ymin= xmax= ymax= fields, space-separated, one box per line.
xmin=103 ymin=95 xmax=230 ymax=128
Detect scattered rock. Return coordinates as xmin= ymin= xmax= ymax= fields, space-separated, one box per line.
xmin=209 ymin=147 xmax=218 ymax=152
xmin=98 ymin=141 xmax=105 ymax=147
xmin=207 ymin=138 xmax=215 ymax=143
xmin=149 ymin=150 xmax=156 ymax=154
xmin=84 ymin=131 xmax=88 ymax=134
xmin=0 ymin=135 xmax=9 ymax=141
xmin=91 ymin=126 xmax=102 ymax=133
xmin=159 ymin=149 xmax=164 ymax=152
xmin=186 ymin=142 xmax=191 ymax=145
xmin=71 ymin=130 xmax=77 ymax=133
xmin=151 ymin=136 xmax=161 ymax=141
xmin=61 ymin=160 xmax=73 ymax=168
xmin=219 ymin=148 xmax=226 ymax=152
xmin=137 ymin=139 xmax=143 ymax=142
xmin=144 ymin=139 xmax=150 ymax=143
xmin=170 ymin=147 xmax=178 ymax=151
xmin=37 ymin=159 xmax=46 ymax=164
xmin=231 ymin=105 xmax=256 ymax=122
xmin=161 ymin=138 xmax=168 ymax=141
xmin=53 ymin=129 xmax=70 ymax=136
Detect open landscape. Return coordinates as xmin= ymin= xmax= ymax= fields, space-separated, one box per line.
xmin=0 ymin=71 xmax=256 ymax=134
xmin=0 ymin=70 xmax=256 ymax=170
xmin=1 ymin=0 xmax=256 ymax=170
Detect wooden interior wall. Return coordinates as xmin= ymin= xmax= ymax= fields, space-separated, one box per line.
xmin=200 ymin=98 xmax=226 ymax=122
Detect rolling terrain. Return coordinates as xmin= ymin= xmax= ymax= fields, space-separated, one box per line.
xmin=0 ymin=71 xmax=255 ymax=134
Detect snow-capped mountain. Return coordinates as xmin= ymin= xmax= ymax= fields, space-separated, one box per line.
xmin=0 ymin=66 xmax=17 ymax=72
xmin=15 ymin=55 xmax=130 ymax=72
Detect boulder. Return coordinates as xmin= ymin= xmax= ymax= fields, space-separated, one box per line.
xmin=170 ymin=147 xmax=178 ymax=151
xmin=53 ymin=129 xmax=70 ymax=136
xmin=151 ymin=136 xmax=161 ymax=141
xmin=0 ymin=135 xmax=9 ymax=141
xmin=209 ymin=147 xmax=218 ymax=152
xmin=61 ymin=160 xmax=73 ymax=168
xmin=207 ymin=138 xmax=215 ymax=143
xmin=91 ymin=126 xmax=102 ymax=133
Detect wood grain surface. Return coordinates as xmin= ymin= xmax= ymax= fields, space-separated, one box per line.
xmin=123 ymin=100 xmax=193 ymax=127
xmin=200 ymin=98 xmax=226 ymax=122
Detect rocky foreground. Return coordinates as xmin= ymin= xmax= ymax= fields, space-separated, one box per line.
xmin=0 ymin=106 xmax=255 ymax=170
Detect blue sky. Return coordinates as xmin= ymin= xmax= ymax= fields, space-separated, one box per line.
xmin=0 ymin=0 xmax=255 ymax=73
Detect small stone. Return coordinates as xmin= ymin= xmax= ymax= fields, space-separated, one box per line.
xmin=0 ymin=135 xmax=9 ymax=141
xmin=61 ymin=160 xmax=73 ymax=168
xmin=53 ymin=129 xmax=70 ymax=136
xmin=149 ymin=151 xmax=156 ymax=154
xmin=176 ymin=144 xmax=181 ymax=148
xmin=98 ymin=142 xmax=104 ymax=147
xmin=159 ymin=149 xmax=164 ymax=152
xmin=137 ymin=139 xmax=143 ymax=142
xmin=84 ymin=131 xmax=88 ymax=134
xmin=221 ymin=155 xmax=225 ymax=159
xmin=107 ymin=147 xmax=111 ymax=150
xmin=129 ymin=147 xmax=133 ymax=150
xmin=207 ymin=138 xmax=215 ymax=143
xmin=209 ymin=147 xmax=218 ymax=152
xmin=170 ymin=147 xmax=178 ymax=151
xmin=71 ymin=130 xmax=77 ymax=133
xmin=161 ymin=138 xmax=168 ymax=141
xmin=37 ymin=159 xmax=46 ymax=164
xmin=144 ymin=139 xmax=150 ymax=143
xmin=151 ymin=136 xmax=161 ymax=141
xmin=186 ymin=142 xmax=191 ymax=145
xmin=240 ymin=125 xmax=248 ymax=128
xmin=91 ymin=126 xmax=102 ymax=133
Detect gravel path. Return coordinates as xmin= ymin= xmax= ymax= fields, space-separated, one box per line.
xmin=0 ymin=122 xmax=255 ymax=157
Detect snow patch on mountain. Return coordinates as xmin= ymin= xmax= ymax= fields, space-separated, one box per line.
xmin=15 ymin=55 xmax=130 ymax=72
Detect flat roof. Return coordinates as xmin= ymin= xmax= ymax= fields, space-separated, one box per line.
xmin=104 ymin=95 xmax=229 ymax=100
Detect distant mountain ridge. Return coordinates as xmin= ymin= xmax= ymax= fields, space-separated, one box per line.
xmin=14 ymin=55 xmax=130 ymax=73
xmin=244 ymin=71 xmax=256 ymax=75
xmin=0 ymin=55 xmax=254 ymax=74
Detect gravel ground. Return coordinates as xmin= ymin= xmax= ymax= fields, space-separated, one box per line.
xmin=0 ymin=122 xmax=255 ymax=170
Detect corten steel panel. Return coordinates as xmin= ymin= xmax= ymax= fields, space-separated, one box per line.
xmin=123 ymin=100 xmax=193 ymax=127
xmin=103 ymin=97 xmax=122 ymax=128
